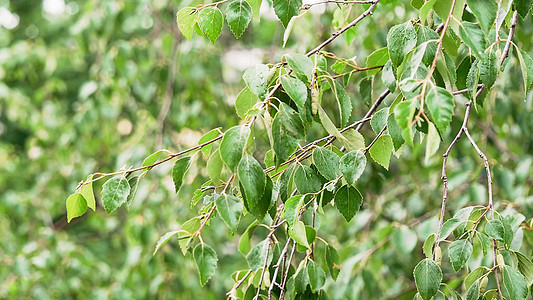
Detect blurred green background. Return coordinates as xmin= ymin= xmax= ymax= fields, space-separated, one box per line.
xmin=1 ymin=0 xmax=532 ymax=299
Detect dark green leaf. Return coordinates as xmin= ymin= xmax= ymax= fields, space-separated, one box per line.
xmin=326 ymin=244 xmax=341 ymax=281
xmin=226 ymin=0 xmax=252 ymax=38
xmin=273 ymin=0 xmax=302 ymax=27
xmin=465 ymin=279 xmax=479 ymax=300
xmin=426 ymin=85 xmax=455 ymax=133
xmin=294 ymin=165 xmax=322 ymax=194
xmin=516 ymin=47 xmax=533 ymax=94
xmin=503 ymin=265 xmax=528 ymax=300
xmin=334 ymin=185 xmax=363 ymax=222
xmin=464 ymin=266 xmax=486 ymax=290
xmin=198 ymin=7 xmax=224 ymax=44
xmin=247 ymin=240 xmax=271 ymax=271
xmin=307 ymin=260 xmax=326 ymax=292
xmin=281 ymin=76 xmax=308 ymax=109
xmin=387 ymin=112 xmax=405 ymax=150
xmin=101 ymin=176 xmax=131 ymax=214
xmin=126 ymin=175 xmax=140 ymax=206
xmin=459 ymin=22 xmax=485 ymax=59
xmin=333 ymin=81 xmax=352 ymax=127
xmin=479 ymin=50 xmax=498 ymax=89
xmin=66 ymin=193 xmax=87 ymax=222
xmin=220 ymin=125 xmax=251 ymax=172
xmin=448 ymin=239 xmax=473 ymax=272
xmin=238 ymin=155 xmax=268 ymax=219
xmin=172 ymin=157 xmax=192 ymax=193
xmin=339 ymin=150 xmax=366 ymax=186
xmin=284 ymin=195 xmax=304 ymax=227
xmin=239 ymin=221 xmax=258 ymax=255
xmin=485 ymin=218 xmax=513 ymax=246
xmin=207 ymin=149 xmax=223 ymax=184
xmin=515 ymin=251 xmax=533 ymax=284
xmin=394 ymin=99 xmax=416 ymax=145
xmin=514 ymin=0 xmax=533 ymax=18
xmin=466 ymin=0 xmax=497 ymax=32
xmin=387 ymin=21 xmax=417 ymax=68
xmin=413 ymin=258 xmax=442 ymax=300
xmin=370 ymin=107 xmax=389 ymax=134
xmin=285 ymin=53 xmax=314 ymax=83
xmin=312 ymin=147 xmax=340 ymax=181
xmin=216 ymin=194 xmax=243 ymax=231
xmin=193 ymin=243 xmax=218 ymax=286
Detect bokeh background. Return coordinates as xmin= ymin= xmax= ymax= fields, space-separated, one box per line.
xmin=1 ymin=0 xmax=532 ymax=299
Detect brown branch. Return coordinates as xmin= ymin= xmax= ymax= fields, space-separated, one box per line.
xmin=302 ymin=0 xmax=376 ymax=10
xmin=500 ymin=11 xmax=518 ymax=65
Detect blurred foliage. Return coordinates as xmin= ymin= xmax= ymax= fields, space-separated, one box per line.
xmin=1 ymin=0 xmax=533 ymax=299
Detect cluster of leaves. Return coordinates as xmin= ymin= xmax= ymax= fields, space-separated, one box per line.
xmin=64 ymin=0 xmax=533 ymax=299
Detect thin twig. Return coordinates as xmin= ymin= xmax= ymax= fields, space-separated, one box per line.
xmin=302 ymin=0 xmax=376 ymax=10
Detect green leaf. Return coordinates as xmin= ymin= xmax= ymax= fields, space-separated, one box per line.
xmin=281 ymin=76 xmax=308 ymax=109
xmin=226 ymin=0 xmax=252 ymax=38
xmin=220 ymin=125 xmax=251 ymax=172
xmin=289 ymin=220 xmax=309 ymax=248
xmin=235 ymin=87 xmax=258 ymax=119
xmin=382 ymin=60 xmax=397 ymax=92
xmin=101 ymin=176 xmax=131 ymax=214
xmin=425 ymin=122 xmax=440 ymax=163
xmin=438 ymin=218 xmax=463 ymax=241
xmin=198 ymin=7 xmax=224 ymax=44
xmin=272 ymin=104 xmax=303 ymax=166
xmin=243 ymin=64 xmax=270 ymax=99
xmin=334 ymin=185 xmax=363 ymax=222
xmin=420 ymin=0 xmax=437 ymax=21
xmin=369 ymin=134 xmax=393 ymax=170
xmin=387 ymin=113 xmax=405 ymax=150
xmin=294 ymin=165 xmax=322 ymax=194
xmin=413 ymin=258 xmax=442 ymax=300
xmin=172 ymin=157 xmax=192 ymax=193
xmin=366 ymin=47 xmax=389 ymax=76
xmin=285 ymin=53 xmax=314 ymax=83
xmin=515 ymin=251 xmax=533 ymax=284
xmin=207 ymin=149 xmax=223 ymax=184
xmin=459 ymin=22 xmax=485 ymax=59
xmin=80 ymin=175 xmax=96 ymax=211
xmin=238 ymin=155 xmax=268 ymax=219
xmin=126 ymin=175 xmax=140 ymax=206
xmin=153 ymin=230 xmax=180 ymax=255
xmin=465 ymin=279 xmax=479 ymax=300
xmin=370 ymin=107 xmax=389 ymax=134
xmin=334 ymin=81 xmax=352 ymax=127
xmin=325 ymin=245 xmax=341 ymax=281
xmin=448 ymin=239 xmax=473 ymax=272
xmin=239 ymin=221 xmax=258 ymax=255
xmin=515 ymin=47 xmax=533 ymax=94
xmin=339 ymin=150 xmax=366 ymax=186
xmin=503 ymin=265 xmax=528 ymax=300
xmin=312 ymin=147 xmax=340 ymax=181
xmin=359 ymin=76 xmax=373 ymax=107
xmin=307 ymin=260 xmax=326 ymax=292
xmin=464 ymin=266 xmax=486 ymax=290
xmin=178 ymin=217 xmax=200 ymax=255
xmin=193 ymin=243 xmax=218 ymax=286
xmin=176 ymin=7 xmax=196 ymax=40
xmin=485 ymin=218 xmax=513 ymax=246
xmin=198 ymin=128 xmax=221 ymax=157
xmin=423 ymin=233 xmax=437 ymax=258
xmin=466 ymin=0 xmax=497 ymax=32
xmin=514 ymin=0 xmax=533 ymax=18
xmin=393 ymin=99 xmax=416 ymax=145
xmin=272 ymin=0 xmax=302 ymax=28
xmin=284 ymin=195 xmax=305 ymax=227
xmin=392 ymin=226 xmax=418 ymax=254
xmin=66 ymin=193 xmax=88 ymax=222
xmin=387 ymin=21 xmax=417 ymax=68
xmin=142 ymin=150 xmax=164 ymax=167
xmin=246 ymin=0 xmax=262 ymax=20
xmin=247 ymin=240 xmax=271 ymax=271
xmin=216 ymin=194 xmax=243 ymax=231
xmin=341 ymin=129 xmax=366 ymax=152
xmin=479 ymin=50 xmax=498 ymax=89
xmin=426 ymin=85 xmax=455 ymax=133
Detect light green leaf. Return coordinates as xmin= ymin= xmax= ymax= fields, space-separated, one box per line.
xmin=239 ymin=221 xmax=258 ymax=255
xmin=284 ymin=195 xmax=305 ymax=227
xmin=294 ymin=164 xmax=322 ymax=194
xmin=193 ymin=243 xmax=218 ymax=286
xmin=178 ymin=217 xmax=200 ymax=255
xmin=312 ymin=147 xmax=340 ymax=181
xmin=153 ymin=230 xmax=181 ymax=255
xmin=235 ymin=86 xmax=258 ymax=119
xmin=341 ymin=129 xmax=366 ymax=152
xmin=334 ymin=185 xmax=363 ymax=222
xmin=207 ymin=149 xmax=223 ymax=184
xmin=273 ymin=0 xmax=302 ymax=28
xmin=66 ymin=193 xmax=87 ymax=222
xmin=382 ymin=60 xmax=397 ymax=92
xmin=393 ymin=99 xmax=417 ymax=145
xmin=366 ymin=47 xmax=389 ymax=76
xmin=101 ymin=176 xmax=131 ymax=214
xmin=515 ymin=46 xmax=533 ymax=94
xmin=334 ymin=81 xmax=352 ymax=127
xmin=426 ymin=85 xmax=455 ymax=133
xmin=388 ymin=112 xmax=405 ymax=150
xmin=198 ymin=7 xmax=224 ymax=44
xmin=126 ymin=175 xmax=140 ymax=206
xmin=247 ymin=239 xmax=271 ymax=271
xmin=438 ymin=218 xmax=463 ymax=241
xmin=325 ymin=245 xmax=341 ymax=281
xmin=503 ymin=265 xmax=528 ymax=300
xmin=142 ymin=150 xmax=164 ymax=167
xmin=370 ymin=107 xmax=389 ymax=134
xmin=369 ymin=134 xmax=393 ymax=170
xmin=423 ymin=233 xmax=436 ymax=258
xmin=80 ymin=175 xmax=96 ymax=211
xmin=198 ymin=128 xmax=221 ymax=157
xmin=238 ymin=155 xmax=267 ymax=219
xmin=307 ymin=260 xmax=326 ymax=292
xmin=485 ymin=218 xmax=513 ymax=246
xmin=458 ymin=22 xmax=485 ymax=59
xmin=285 ymin=53 xmax=313 ymax=83
xmin=387 ymin=21 xmax=417 ymax=68
xmin=420 ymin=0 xmax=437 ymax=24
xmin=448 ymin=239 xmax=473 ymax=272
xmin=339 ymin=150 xmax=366 ymax=186
xmin=425 ymin=122 xmax=440 ymax=163
xmin=226 ymin=0 xmax=252 ymax=38
xmin=246 ymin=0 xmax=262 ymax=20
xmin=465 ymin=279 xmax=479 ymax=300
xmin=479 ymin=50 xmax=498 ymax=89
xmin=243 ymin=64 xmax=269 ymax=99
xmin=289 ymin=220 xmax=309 ymax=248
xmin=216 ymin=194 xmax=243 ymax=231
xmin=515 ymin=251 xmax=533 ymax=284
xmin=281 ymin=76 xmax=308 ymax=109
xmin=176 ymin=7 xmax=196 ymax=40
xmin=220 ymin=125 xmax=251 ymax=172
xmin=172 ymin=157 xmax=192 ymax=193
xmin=413 ymin=258 xmax=442 ymax=300
xmin=464 ymin=266 xmax=487 ymax=290
xmin=392 ymin=226 xmax=418 ymax=254
xmin=466 ymin=0 xmax=497 ymax=32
